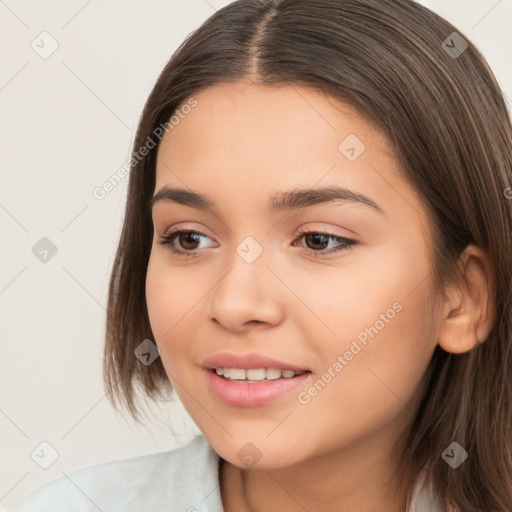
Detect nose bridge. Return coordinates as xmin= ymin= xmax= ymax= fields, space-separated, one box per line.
xmin=219 ymin=232 xmax=272 ymax=300
xmin=208 ymin=232 xmax=284 ymax=329
xmin=235 ymin=234 xmax=266 ymax=266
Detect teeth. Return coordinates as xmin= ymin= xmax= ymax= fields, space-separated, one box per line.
xmin=265 ymin=368 xmax=282 ymax=380
xmin=246 ymin=368 xmax=267 ymax=380
xmin=227 ymin=368 xmax=246 ymax=380
xmin=215 ymin=367 xmax=305 ymax=381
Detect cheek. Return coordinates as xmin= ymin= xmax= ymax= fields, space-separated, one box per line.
xmin=290 ymin=299 xmax=436 ymax=455
xmin=145 ymin=254 xmax=200 ymax=361
xmin=292 ymin=235 xmax=433 ymax=353
xmin=295 ymin=244 xmax=437 ymax=431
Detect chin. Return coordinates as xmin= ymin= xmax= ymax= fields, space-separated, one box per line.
xmin=213 ymin=438 xmax=303 ymax=470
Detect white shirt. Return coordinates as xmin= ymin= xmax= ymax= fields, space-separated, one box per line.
xmin=7 ymin=434 xmax=442 ymax=511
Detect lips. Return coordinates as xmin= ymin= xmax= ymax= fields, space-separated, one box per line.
xmin=201 ymin=352 xmax=310 ymax=372
xmin=205 ymin=367 xmax=311 ymax=407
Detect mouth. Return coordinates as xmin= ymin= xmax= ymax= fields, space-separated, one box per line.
xmin=213 ymin=367 xmax=310 ymax=382
xmin=205 ymin=367 xmax=312 ymax=407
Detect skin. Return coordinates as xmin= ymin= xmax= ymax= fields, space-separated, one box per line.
xmin=145 ymin=81 xmax=495 ymax=512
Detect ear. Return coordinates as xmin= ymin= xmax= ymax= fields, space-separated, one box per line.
xmin=437 ymin=244 xmax=496 ymax=354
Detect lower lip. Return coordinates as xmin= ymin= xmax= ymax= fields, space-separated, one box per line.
xmin=205 ymin=369 xmax=311 ymax=407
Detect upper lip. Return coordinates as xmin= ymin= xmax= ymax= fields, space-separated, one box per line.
xmin=202 ymin=352 xmax=310 ymax=372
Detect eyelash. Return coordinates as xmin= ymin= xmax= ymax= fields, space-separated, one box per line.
xmin=157 ymin=228 xmax=357 ymax=258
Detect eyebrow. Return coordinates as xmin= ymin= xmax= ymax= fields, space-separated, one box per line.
xmin=150 ymin=185 xmax=384 ymax=214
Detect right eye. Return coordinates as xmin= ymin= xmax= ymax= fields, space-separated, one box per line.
xmin=157 ymin=229 xmax=215 ymax=257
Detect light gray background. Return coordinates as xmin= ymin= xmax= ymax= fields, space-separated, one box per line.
xmin=1 ymin=0 xmax=510 ymax=509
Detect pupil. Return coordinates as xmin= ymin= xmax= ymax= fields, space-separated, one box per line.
xmin=181 ymin=233 xmax=200 ymax=250
xmin=306 ymin=233 xmax=328 ymax=250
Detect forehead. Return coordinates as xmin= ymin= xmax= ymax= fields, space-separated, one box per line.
xmin=157 ymin=81 xmax=390 ymax=164
xmin=154 ymin=82 xmax=421 ymax=220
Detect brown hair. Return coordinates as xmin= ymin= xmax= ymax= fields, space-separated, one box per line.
xmin=103 ymin=0 xmax=512 ymax=509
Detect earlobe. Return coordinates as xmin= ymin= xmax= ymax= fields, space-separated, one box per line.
xmin=437 ymin=245 xmax=496 ymax=355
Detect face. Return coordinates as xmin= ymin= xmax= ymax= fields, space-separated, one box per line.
xmin=146 ymin=82 xmax=442 ymax=469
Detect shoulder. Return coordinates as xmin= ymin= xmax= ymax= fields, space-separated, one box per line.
xmin=7 ymin=434 xmax=223 ymax=512
xmin=410 ymin=470 xmax=444 ymax=512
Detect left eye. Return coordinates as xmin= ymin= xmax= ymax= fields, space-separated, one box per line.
xmin=294 ymin=231 xmax=356 ymax=254
xmin=157 ymin=229 xmax=356 ymax=257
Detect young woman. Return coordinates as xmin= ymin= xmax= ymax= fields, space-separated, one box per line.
xmin=9 ymin=1 xmax=512 ymax=511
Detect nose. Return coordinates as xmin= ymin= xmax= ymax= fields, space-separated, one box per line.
xmin=207 ymin=248 xmax=285 ymax=332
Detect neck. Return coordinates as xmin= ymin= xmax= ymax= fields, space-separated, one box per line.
xmin=220 ymin=422 xmax=409 ymax=512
